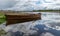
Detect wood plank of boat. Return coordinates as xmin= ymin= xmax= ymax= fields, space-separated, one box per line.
xmin=5 ymin=13 xmax=41 ymax=26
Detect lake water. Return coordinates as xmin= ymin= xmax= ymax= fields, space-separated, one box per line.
xmin=41 ymin=12 xmax=60 ymax=30
xmin=0 ymin=12 xmax=60 ymax=36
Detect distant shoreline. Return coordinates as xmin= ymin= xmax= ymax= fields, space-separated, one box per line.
xmin=0 ymin=10 xmax=60 ymax=13
xmin=33 ymin=10 xmax=60 ymax=12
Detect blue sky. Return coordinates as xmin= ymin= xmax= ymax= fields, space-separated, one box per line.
xmin=0 ymin=0 xmax=60 ymax=11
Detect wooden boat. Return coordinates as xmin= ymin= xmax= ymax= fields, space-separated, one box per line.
xmin=5 ymin=12 xmax=41 ymax=25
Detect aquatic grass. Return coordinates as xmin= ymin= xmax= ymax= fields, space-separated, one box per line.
xmin=0 ymin=29 xmax=7 ymax=36
xmin=0 ymin=18 xmax=6 ymax=24
xmin=0 ymin=13 xmax=6 ymax=24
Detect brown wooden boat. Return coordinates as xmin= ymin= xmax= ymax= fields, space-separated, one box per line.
xmin=5 ymin=12 xmax=41 ymax=26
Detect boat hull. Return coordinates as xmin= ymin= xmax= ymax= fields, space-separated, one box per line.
xmin=5 ymin=13 xmax=41 ymax=25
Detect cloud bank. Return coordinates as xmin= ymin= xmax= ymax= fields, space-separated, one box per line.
xmin=0 ymin=0 xmax=60 ymax=11
xmin=0 ymin=0 xmax=17 ymax=9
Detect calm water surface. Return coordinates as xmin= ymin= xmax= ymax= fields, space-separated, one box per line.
xmin=0 ymin=12 xmax=60 ymax=36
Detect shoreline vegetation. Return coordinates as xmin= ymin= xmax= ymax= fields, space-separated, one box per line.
xmin=0 ymin=10 xmax=60 ymax=12
xmin=33 ymin=10 xmax=60 ymax=12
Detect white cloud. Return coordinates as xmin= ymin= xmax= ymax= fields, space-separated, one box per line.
xmin=0 ymin=0 xmax=60 ymax=11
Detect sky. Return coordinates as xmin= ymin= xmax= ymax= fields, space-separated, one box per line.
xmin=0 ymin=0 xmax=60 ymax=11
